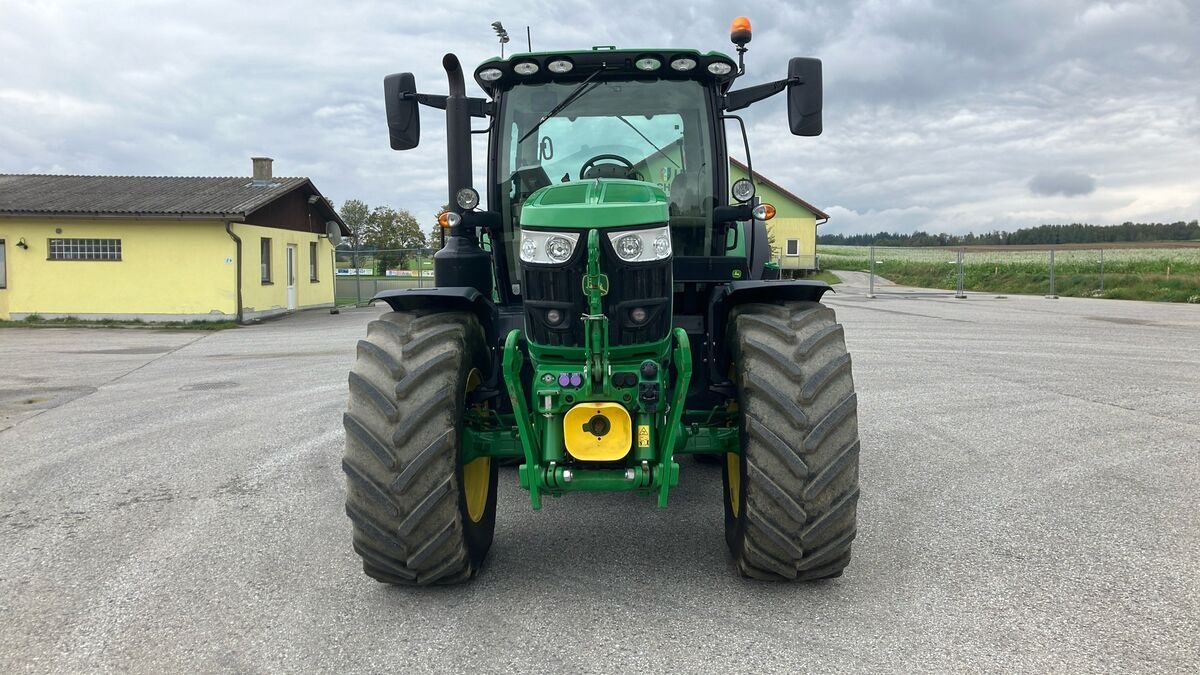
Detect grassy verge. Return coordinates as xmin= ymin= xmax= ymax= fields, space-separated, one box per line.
xmin=0 ymin=315 xmax=239 ymax=330
xmin=819 ymin=246 xmax=1200 ymax=303
xmin=808 ymin=270 xmax=842 ymax=285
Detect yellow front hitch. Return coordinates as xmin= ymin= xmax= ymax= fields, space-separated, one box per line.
xmin=563 ymin=402 xmax=632 ymax=462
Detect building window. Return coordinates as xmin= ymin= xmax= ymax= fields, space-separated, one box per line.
xmin=260 ymin=237 xmax=272 ymax=283
xmin=0 ymin=240 xmax=6 ymax=288
xmin=309 ymin=241 xmax=319 ymax=281
xmin=48 ymin=238 xmax=122 ymax=261
xmin=786 ymin=239 xmax=799 ymax=256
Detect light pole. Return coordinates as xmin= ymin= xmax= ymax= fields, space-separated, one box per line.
xmin=491 ymin=22 xmax=510 ymax=58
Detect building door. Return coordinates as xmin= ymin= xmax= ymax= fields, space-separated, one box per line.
xmin=286 ymin=244 xmax=297 ymax=310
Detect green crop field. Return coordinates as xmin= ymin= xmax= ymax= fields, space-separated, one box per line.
xmin=819 ymin=244 xmax=1200 ymax=303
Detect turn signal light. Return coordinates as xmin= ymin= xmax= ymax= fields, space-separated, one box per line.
xmin=752 ymin=203 xmax=776 ymax=220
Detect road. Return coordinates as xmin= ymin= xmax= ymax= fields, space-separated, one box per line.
xmin=1 ymin=280 xmax=1197 ymax=673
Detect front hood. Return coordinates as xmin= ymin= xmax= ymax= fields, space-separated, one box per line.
xmin=520 ymin=179 xmax=668 ymax=230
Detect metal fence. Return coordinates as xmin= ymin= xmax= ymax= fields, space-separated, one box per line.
xmin=335 ymin=248 xmax=437 ymax=306
xmin=337 ymin=244 xmax=1200 ymax=305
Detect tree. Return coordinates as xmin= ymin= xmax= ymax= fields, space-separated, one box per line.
xmin=339 ymin=199 xmax=370 ymax=242
xmin=360 ymin=206 xmax=426 ymax=273
xmin=429 ymin=204 xmax=450 ymax=252
xmin=429 ymin=224 xmax=445 ymax=251
xmin=338 ymin=199 xmax=372 ymax=273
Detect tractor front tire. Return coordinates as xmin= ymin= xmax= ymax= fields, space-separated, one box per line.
xmin=342 ymin=309 xmax=498 ymax=585
xmin=723 ymin=301 xmax=860 ymax=581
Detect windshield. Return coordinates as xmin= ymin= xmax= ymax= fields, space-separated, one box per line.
xmin=495 ymin=79 xmax=716 ymax=284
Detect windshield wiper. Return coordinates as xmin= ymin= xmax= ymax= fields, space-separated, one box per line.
xmin=617 ymin=116 xmax=681 ymax=170
xmin=518 ymin=70 xmax=604 ymax=144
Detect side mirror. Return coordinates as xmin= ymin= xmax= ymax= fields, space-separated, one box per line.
xmin=713 ymin=204 xmax=752 ymax=224
xmin=787 ymin=57 xmax=822 ymax=137
xmin=384 ymin=73 xmax=420 ymax=150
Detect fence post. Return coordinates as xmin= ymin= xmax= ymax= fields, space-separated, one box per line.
xmin=867 ymin=244 xmax=876 ymax=298
xmin=416 ymin=250 xmax=423 ymax=289
xmin=352 ymin=248 xmax=363 ymax=307
xmin=1046 ymin=248 xmax=1058 ymax=299
xmin=955 ymin=247 xmax=967 ymax=299
xmin=1098 ymin=249 xmax=1105 ymax=293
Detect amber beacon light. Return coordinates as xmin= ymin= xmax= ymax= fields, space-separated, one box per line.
xmin=730 ymin=16 xmax=752 ymax=45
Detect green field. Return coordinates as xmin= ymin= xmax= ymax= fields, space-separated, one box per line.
xmin=819 ymin=244 xmax=1200 ymax=303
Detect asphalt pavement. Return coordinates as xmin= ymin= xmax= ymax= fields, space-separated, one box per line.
xmin=1 ymin=279 xmax=1197 ymax=673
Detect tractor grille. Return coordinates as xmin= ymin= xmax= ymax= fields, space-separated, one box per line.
xmin=522 ymin=235 xmax=672 ymax=347
xmin=522 ymin=262 xmax=587 ymax=347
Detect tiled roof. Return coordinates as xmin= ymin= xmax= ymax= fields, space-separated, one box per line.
xmin=0 ymin=174 xmax=312 ymax=219
xmin=729 ymin=158 xmax=831 ymax=222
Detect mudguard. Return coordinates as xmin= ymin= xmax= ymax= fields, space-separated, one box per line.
xmin=371 ymin=286 xmax=497 ymax=341
xmin=723 ymin=279 xmax=832 ymax=307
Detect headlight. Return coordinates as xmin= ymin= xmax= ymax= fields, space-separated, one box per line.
xmin=615 ymin=234 xmax=643 ymax=259
xmin=606 ymin=225 xmax=672 ymax=263
xmin=731 ymin=178 xmax=755 ymax=202
xmin=707 ymin=62 xmax=733 ymax=75
xmin=635 ymin=57 xmax=662 ymax=71
xmin=546 ymin=236 xmax=573 ymax=262
xmin=519 ymin=229 xmax=580 ymax=264
xmin=456 ymin=187 xmax=479 ymax=210
xmin=478 ymin=68 xmax=503 ymax=82
xmin=513 ymin=61 xmax=539 ymax=76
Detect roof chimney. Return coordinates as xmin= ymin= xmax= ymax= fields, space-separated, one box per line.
xmin=251 ymin=156 xmax=274 ymax=183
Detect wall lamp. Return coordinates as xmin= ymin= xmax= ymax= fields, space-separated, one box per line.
xmin=16 ymin=238 xmax=28 ymax=249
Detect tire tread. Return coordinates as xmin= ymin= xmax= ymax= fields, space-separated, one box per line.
xmin=728 ymin=301 xmax=860 ymax=581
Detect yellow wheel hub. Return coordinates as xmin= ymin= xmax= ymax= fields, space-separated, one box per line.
xmin=462 ymin=368 xmax=490 ymax=523
xmin=462 ymin=457 xmax=491 ymax=523
xmin=727 ymin=452 xmax=741 ymax=517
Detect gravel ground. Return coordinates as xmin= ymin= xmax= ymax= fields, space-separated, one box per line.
xmin=1 ymin=281 xmax=1197 ymax=674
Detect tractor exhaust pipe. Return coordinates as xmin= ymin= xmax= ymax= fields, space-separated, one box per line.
xmin=443 ymin=54 xmax=472 ymax=217
xmin=434 ymin=53 xmax=493 ymax=295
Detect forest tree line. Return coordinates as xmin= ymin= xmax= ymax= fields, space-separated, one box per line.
xmin=818 ymin=220 xmax=1200 ymax=247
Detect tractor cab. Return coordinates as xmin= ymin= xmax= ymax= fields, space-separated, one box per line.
xmin=483 ymin=49 xmax=733 ymax=281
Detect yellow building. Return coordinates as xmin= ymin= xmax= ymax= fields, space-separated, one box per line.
xmin=729 ymin=158 xmax=829 ymax=275
xmin=0 ymin=158 xmax=348 ymax=322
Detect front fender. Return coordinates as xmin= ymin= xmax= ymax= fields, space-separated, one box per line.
xmin=371 ymin=286 xmax=497 ymax=342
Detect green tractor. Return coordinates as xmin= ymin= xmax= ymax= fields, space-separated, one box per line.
xmin=343 ymin=18 xmax=860 ymax=584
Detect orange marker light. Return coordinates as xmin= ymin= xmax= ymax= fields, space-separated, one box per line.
xmin=731 ymin=16 xmax=752 ymax=45
xmin=437 ymin=211 xmax=451 ymax=228
xmin=752 ymin=202 xmax=776 ymax=221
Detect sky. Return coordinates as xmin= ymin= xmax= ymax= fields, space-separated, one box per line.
xmin=1 ymin=0 xmax=1197 ymax=235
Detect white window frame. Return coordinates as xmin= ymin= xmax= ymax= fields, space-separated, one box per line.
xmin=47 ymin=238 xmax=122 ymax=261
xmin=785 ymin=239 xmax=799 ymax=256
xmin=261 ymin=237 xmax=273 ymax=284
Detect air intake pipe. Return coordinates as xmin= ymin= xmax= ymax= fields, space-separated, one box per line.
xmin=434 ymin=53 xmax=493 ymax=296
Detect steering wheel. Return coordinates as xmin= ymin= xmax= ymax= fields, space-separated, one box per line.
xmin=579 ymin=154 xmax=638 ymax=180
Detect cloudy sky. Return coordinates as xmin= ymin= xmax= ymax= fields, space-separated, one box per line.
xmin=1 ymin=0 xmax=1196 ymax=235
